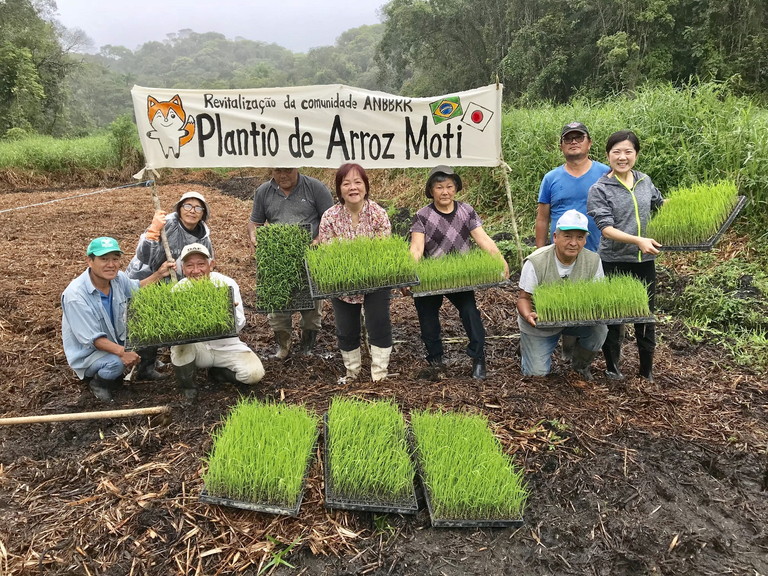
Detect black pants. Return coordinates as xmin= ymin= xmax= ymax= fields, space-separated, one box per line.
xmin=602 ymin=260 xmax=656 ymax=355
xmin=414 ymin=290 xmax=485 ymax=362
xmin=331 ymin=289 xmax=392 ymax=351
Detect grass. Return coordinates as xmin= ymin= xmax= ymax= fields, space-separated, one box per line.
xmin=255 ymin=224 xmax=312 ymax=311
xmin=413 ymin=249 xmax=506 ymax=293
xmin=126 ymin=279 xmax=234 ymax=346
xmin=326 ymin=397 xmax=415 ymax=503
xmin=306 ymin=236 xmax=417 ymax=294
xmin=203 ymin=399 xmax=319 ymax=506
xmin=0 ymin=133 xmax=120 ymax=172
xmin=533 ymin=275 xmax=651 ymax=322
xmin=646 ymin=180 xmax=739 ymax=246
xmin=410 ymin=409 xmax=528 ymax=520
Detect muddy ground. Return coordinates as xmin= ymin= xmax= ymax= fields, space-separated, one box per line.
xmin=0 ymin=178 xmax=766 ymax=576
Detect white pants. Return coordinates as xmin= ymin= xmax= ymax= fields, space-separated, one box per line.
xmin=171 ymin=343 xmax=265 ymax=385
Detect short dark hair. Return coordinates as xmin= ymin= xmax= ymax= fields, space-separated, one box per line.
xmin=334 ymin=163 xmax=370 ymax=204
xmin=605 ymin=130 xmax=640 ymax=154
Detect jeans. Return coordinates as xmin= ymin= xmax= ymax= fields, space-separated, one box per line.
xmin=414 ymin=290 xmax=485 ymax=361
xmin=331 ymin=289 xmax=392 ymax=351
xmin=520 ymin=324 xmax=608 ymax=376
xmin=84 ymin=354 xmax=124 ymax=380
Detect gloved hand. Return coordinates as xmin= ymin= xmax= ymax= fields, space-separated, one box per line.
xmin=146 ymin=210 xmax=167 ymax=241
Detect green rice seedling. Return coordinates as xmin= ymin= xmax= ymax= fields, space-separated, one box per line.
xmin=412 ymin=249 xmax=505 ymax=293
xmin=127 ymin=278 xmax=234 ymax=346
xmin=255 ymin=224 xmax=312 ymax=311
xmin=306 ymin=236 xmax=417 ymax=294
xmin=203 ymin=399 xmax=319 ymax=506
xmin=533 ymin=275 xmax=650 ymax=323
xmin=327 ymin=397 xmax=415 ymax=503
xmin=646 ymin=180 xmax=739 ymax=246
xmin=410 ymin=409 xmax=528 ymax=520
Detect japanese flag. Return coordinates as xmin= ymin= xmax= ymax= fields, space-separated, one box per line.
xmin=461 ymin=102 xmax=493 ymax=131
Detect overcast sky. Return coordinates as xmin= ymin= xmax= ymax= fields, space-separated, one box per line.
xmin=54 ymin=0 xmax=386 ymax=53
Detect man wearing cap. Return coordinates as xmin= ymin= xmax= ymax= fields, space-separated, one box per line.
xmin=126 ymin=190 xmax=214 ymax=380
xmin=409 ymin=165 xmax=509 ymax=380
xmin=61 ymin=237 xmax=175 ymax=401
xmin=171 ymin=243 xmax=265 ymax=402
xmin=247 ymin=168 xmax=334 ymax=359
xmin=517 ymin=210 xmax=608 ymax=379
xmin=536 ymin=122 xmax=608 ymax=253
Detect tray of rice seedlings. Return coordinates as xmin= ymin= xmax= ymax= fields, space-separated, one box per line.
xmin=410 ymin=409 xmax=527 ymax=527
xmin=533 ymin=275 xmax=653 ymax=327
xmin=255 ymin=223 xmax=315 ymax=312
xmin=305 ymin=236 xmax=418 ymax=299
xmin=645 ymin=181 xmax=746 ymax=251
xmin=126 ymin=280 xmax=237 ymax=349
xmin=200 ymin=399 xmax=319 ymax=516
xmin=324 ymin=397 xmax=418 ymax=514
xmin=412 ymin=249 xmax=509 ymax=297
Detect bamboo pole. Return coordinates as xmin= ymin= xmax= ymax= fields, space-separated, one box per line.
xmin=499 ymin=162 xmax=525 ymax=267
xmin=0 ymin=405 xmax=171 ymax=426
xmin=150 ymin=182 xmax=178 ymax=282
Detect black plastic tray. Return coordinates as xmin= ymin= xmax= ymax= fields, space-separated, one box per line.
xmin=536 ymin=315 xmax=655 ymax=328
xmin=126 ymin=286 xmax=238 ymax=350
xmin=200 ymin=433 xmax=318 ymax=517
xmin=323 ymin=415 xmax=418 ymax=515
xmin=413 ymin=279 xmax=511 ymax=298
xmin=659 ymin=195 xmax=747 ymax=251
xmin=255 ymin=223 xmax=315 ymax=312
xmin=410 ymin=430 xmax=525 ymax=529
xmin=306 ymin=261 xmax=419 ymax=300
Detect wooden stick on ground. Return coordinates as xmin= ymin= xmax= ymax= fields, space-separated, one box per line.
xmin=0 ymin=405 xmax=171 ymax=426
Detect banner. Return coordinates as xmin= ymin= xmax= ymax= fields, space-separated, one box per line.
xmin=131 ymin=84 xmax=502 ymax=171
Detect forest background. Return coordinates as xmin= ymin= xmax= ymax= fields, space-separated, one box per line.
xmin=1 ymin=0 xmax=767 ymax=373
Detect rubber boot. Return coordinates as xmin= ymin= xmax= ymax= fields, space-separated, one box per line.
xmin=560 ymin=334 xmax=577 ymax=361
xmin=571 ymin=345 xmax=598 ymax=381
xmin=339 ymin=348 xmax=361 ymax=383
xmin=88 ymin=375 xmax=118 ymax=402
xmin=298 ymin=329 xmax=318 ymax=356
xmin=208 ymin=366 xmax=240 ymax=386
xmin=602 ymin=326 xmax=625 ymax=380
xmin=135 ymin=348 xmax=166 ymax=381
xmin=370 ymin=345 xmax=392 ymax=382
xmin=269 ymin=331 xmax=292 ymax=360
xmin=427 ymin=355 xmax=445 ymax=368
xmin=638 ymin=350 xmax=654 ymax=382
xmin=174 ymin=362 xmax=198 ymax=402
xmin=471 ymin=356 xmax=487 ymax=380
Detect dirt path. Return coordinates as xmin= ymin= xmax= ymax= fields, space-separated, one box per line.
xmin=0 ymin=182 xmax=766 ymax=575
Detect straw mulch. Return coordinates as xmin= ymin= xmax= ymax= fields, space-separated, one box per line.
xmin=0 ymin=180 xmax=766 ymax=575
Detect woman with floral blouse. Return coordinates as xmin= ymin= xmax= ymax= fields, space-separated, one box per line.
xmin=317 ymin=163 xmax=393 ymax=382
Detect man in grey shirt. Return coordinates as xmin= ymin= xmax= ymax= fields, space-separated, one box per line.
xmin=248 ymin=168 xmax=334 ymax=359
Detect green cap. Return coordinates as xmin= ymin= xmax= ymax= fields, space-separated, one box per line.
xmin=86 ymin=237 xmax=122 ymax=257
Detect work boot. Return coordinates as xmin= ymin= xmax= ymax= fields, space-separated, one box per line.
xmin=571 ymin=345 xmax=599 ymax=381
xmin=339 ymin=348 xmax=361 ymax=383
xmin=370 ymin=345 xmax=392 ymax=382
xmin=174 ymin=362 xmax=198 ymax=402
xmin=471 ymin=357 xmax=487 ymax=380
xmin=208 ymin=366 xmax=240 ymax=386
xmin=135 ymin=349 xmax=166 ymax=381
xmin=427 ymin=355 xmax=445 ymax=368
xmin=269 ymin=331 xmax=292 ymax=360
xmin=298 ymin=329 xmax=318 ymax=356
xmin=560 ymin=334 xmax=577 ymax=361
xmin=602 ymin=327 xmax=625 ymax=380
xmin=88 ymin=375 xmax=119 ymax=402
xmin=638 ymin=350 xmax=654 ymax=382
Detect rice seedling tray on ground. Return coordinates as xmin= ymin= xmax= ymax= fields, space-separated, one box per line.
xmin=659 ymin=195 xmax=747 ymax=251
xmin=420 ymin=481 xmax=524 ymax=528
xmin=322 ymin=416 xmax=419 ymax=515
xmin=126 ymin=287 xmax=238 ymax=350
xmin=306 ymin=261 xmax=419 ymax=300
xmin=413 ymin=279 xmax=512 ymax=298
xmin=199 ymin=488 xmax=307 ymax=516
xmin=536 ymin=315 xmax=656 ymax=328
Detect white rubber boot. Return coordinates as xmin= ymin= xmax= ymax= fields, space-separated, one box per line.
xmin=370 ymin=345 xmax=392 ymax=382
xmin=340 ymin=348 xmax=362 ymax=383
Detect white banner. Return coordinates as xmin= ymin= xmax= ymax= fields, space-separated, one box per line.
xmin=131 ymin=84 xmax=502 ymax=170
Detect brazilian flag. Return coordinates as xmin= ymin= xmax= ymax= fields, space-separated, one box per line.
xmin=430 ymin=97 xmax=463 ymax=125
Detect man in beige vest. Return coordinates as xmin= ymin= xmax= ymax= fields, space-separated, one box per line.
xmin=517 ymin=210 xmax=608 ymax=379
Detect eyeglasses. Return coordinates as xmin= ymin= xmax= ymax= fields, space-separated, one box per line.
xmin=561 ymin=133 xmax=586 ymax=144
xmin=182 ymin=203 xmax=204 ymax=214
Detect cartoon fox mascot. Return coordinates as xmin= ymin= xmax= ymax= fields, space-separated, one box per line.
xmin=146 ymin=95 xmax=195 ymax=159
